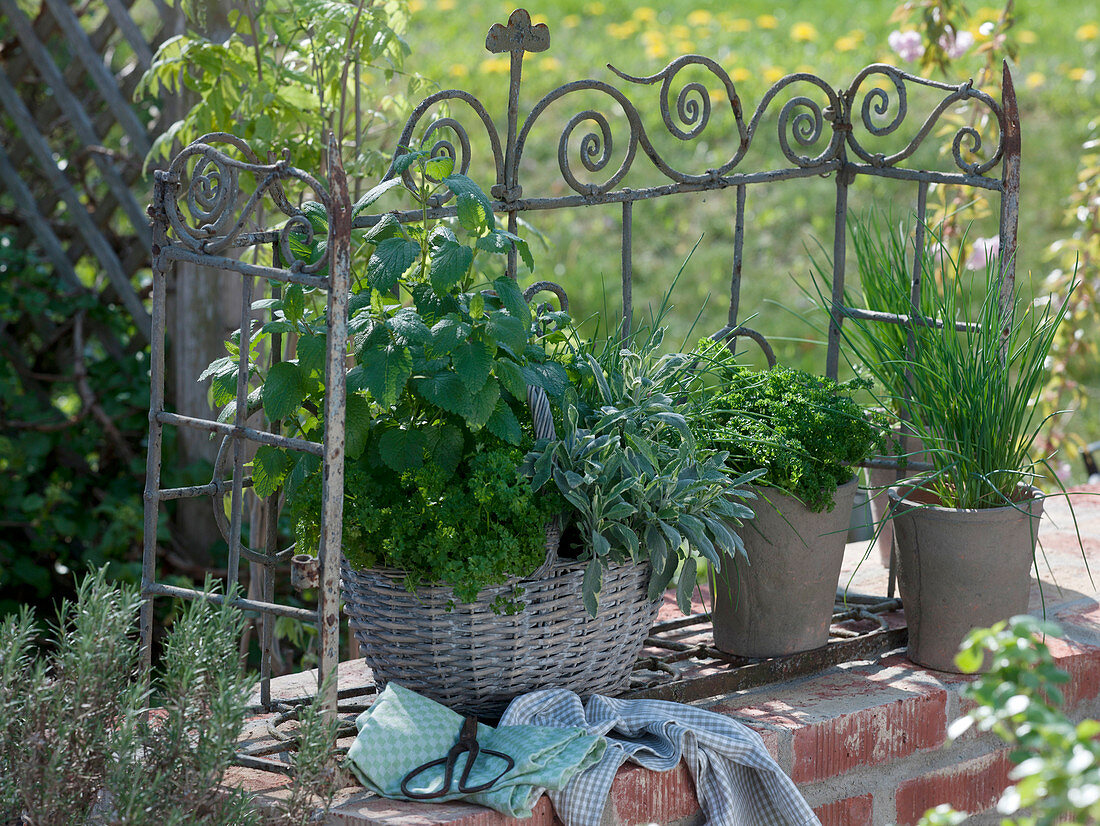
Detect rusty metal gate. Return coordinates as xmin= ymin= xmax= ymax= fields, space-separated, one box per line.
xmin=142 ymin=7 xmax=1020 ymax=735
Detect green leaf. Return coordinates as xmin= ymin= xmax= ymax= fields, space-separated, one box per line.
xmin=424 ymin=154 xmax=455 ymax=180
xmin=416 ymin=372 xmax=470 ymax=418
xmin=211 ymin=370 xmax=239 ymax=407
xmin=485 ymin=399 xmax=522 ymax=444
xmin=365 ymin=213 xmax=404 ymax=243
xmin=345 ymin=393 xmax=372 ymax=460
xmin=494 ymin=358 xmax=528 ymax=400
xmin=378 ymin=426 xmax=426 ymax=472
xmin=649 ymin=544 xmax=679 ymax=601
xmin=592 ymin=530 xmax=611 ymax=557
xmin=583 ymin=558 xmax=603 ymax=618
xmin=424 ymin=423 xmax=464 ymax=477
xmin=367 ymin=237 xmax=420 ymax=292
xmin=262 ymin=362 xmax=307 ymax=421
xmin=677 ymin=557 xmax=698 ymax=615
xmin=251 ymin=445 xmax=289 ymax=499
xmin=476 ymin=229 xmax=511 ymax=255
xmin=358 ymin=344 xmax=412 ymax=408
xmin=520 ymin=361 xmax=568 ymax=397
xmin=467 ymin=378 xmax=500 ymax=429
xmin=285 ymin=453 xmax=321 ymax=500
xmin=452 ymin=337 xmax=495 ymax=392
xmin=386 ymin=308 xmax=432 ymax=346
xmin=429 ymin=240 xmax=474 ymax=294
xmin=352 ymin=177 xmax=403 ymax=216
xmin=283 ymin=284 xmax=305 ymax=322
xmin=492 ymin=276 xmax=532 ymax=330
xmin=261 ymin=320 xmax=294 ymax=334
xmin=392 ymin=151 xmax=424 ymax=175
xmin=296 ymin=334 xmax=326 ymax=379
xmin=443 ymin=173 xmax=495 ymax=232
xmin=488 ymin=312 xmax=527 ymax=354
xmin=299 ymin=200 xmax=329 ymax=234
xmin=429 ymin=316 xmax=472 ymax=356
xmin=198 ymin=355 xmax=237 ymax=382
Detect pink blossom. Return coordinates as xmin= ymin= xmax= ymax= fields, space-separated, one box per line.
xmin=965 ymin=236 xmax=1000 ymax=271
xmin=888 ymin=30 xmax=925 ymax=62
xmin=939 ymin=29 xmax=975 ymax=59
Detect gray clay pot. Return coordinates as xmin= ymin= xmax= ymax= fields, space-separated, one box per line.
xmin=710 ymin=477 xmax=858 ymax=658
xmin=889 ymin=482 xmax=1043 ymax=673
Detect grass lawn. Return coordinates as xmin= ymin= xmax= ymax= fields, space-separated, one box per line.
xmin=397 ymin=1 xmax=1100 ymax=471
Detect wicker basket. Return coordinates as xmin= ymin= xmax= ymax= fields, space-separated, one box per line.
xmin=341 ymin=542 xmax=660 ymax=717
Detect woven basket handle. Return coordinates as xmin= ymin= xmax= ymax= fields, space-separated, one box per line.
xmin=526 ymin=384 xmax=563 ymax=577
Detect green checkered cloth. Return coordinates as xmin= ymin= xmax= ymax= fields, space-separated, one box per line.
xmin=346 ymin=683 xmax=605 ymax=818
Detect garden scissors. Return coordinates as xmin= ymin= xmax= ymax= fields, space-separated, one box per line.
xmin=400 ymin=714 xmax=515 ymax=799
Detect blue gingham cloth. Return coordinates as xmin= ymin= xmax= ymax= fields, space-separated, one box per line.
xmin=500 ymin=689 xmax=820 ymax=826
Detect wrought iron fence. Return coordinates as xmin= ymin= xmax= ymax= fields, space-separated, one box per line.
xmin=142 ymin=8 xmax=1021 ymax=722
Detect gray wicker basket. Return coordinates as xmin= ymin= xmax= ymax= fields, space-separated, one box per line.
xmin=341 ymin=545 xmax=660 ymax=717
xmin=340 ymin=384 xmax=660 ymax=716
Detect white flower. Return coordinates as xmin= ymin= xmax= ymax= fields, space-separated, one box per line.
xmin=939 ymin=29 xmax=975 ymax=59
xmin=888 ymin=30 xmax=925 ymax=62
xmin=965 ymin=236 xmax=1000 ymax=271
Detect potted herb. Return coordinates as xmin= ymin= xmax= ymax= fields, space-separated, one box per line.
xmin=840 ymin=228 xmax=1074 ymax=672
xmin=694 ymin=354 xmax=886 ymax=657
xmin=202 ymin=151 xmax=656 ymax=714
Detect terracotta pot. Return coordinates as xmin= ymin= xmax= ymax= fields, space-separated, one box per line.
xmin=889 ymin=482 xmax=1043 ymax=673
xmin=710 ymin=477 xmax=857 ymax=658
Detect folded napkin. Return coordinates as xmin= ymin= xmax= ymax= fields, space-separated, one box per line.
xmin=345 ymin=683 xmax=605 ymax=818
xmin=500 ymin=689 xmax=820 ymax=826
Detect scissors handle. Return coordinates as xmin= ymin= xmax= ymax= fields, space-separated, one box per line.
xmin=400 ymin=715 xmax=515 ymax=800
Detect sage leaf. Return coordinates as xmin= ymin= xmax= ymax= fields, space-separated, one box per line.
xmin=583 ymin=558 xmax=602 ymax=618
xmin=485 ymin=399 xmax=522 ymax=445
xmin=677 ymin=557 xmax=698 ymax=615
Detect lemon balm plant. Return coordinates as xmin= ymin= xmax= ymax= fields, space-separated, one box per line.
xmin=202 ymin=149 xmax=568 ymax=604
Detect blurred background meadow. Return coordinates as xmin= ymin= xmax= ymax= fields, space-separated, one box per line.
xmin=398 ymin=0 xmax=1100 ymax=462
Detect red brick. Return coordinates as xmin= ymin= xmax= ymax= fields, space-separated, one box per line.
xmin=606 ymin=761 xmax=699 ymax=826
xmin=894 ymin=750 xmax=1013 ymax=826
xmin=1045 ymin=636 xmax=1100 ymax=709
xmin=790 ymin=688 xmax=947 ymax=783
xmin=813 ymin=793 xmax=874 ymax=826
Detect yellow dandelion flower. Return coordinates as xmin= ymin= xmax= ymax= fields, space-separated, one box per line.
xmin=633 ymin=6 xmax=656 ymax=22
xmin=835 ymin=35 xmax=859 ymax=52
xmin=757 ymin=14 xmax=779 ymax=30
xmin=796 ymin=63 xmax=815 ymax=74
xmin=1026 ymin=71 xmax=1045 ymax=88
xmin=538 ymin=56 xmax=562 ymax=73
xmin=408 ymin=0 xmax=424 ymax=11
xmin=763 ymin=66 xmax=785 ymax=84
xmin=672 ymin=24 xmax=691 ymax=39
xmin=732 ymin=67 xmax=751 ymax=83
xmin=646 ymin=41 xmax=669 ymax=60
xmin=562 ymin=14 xmax=580 ymax=28
xmin=436 ymin=0 xmax=455 ymax=10
xmin=591 ymin=2 xmax=605 ymax=13
xmin=1069 ymin=67 xmax=1088 ymax=81
xmin=709 ymin=87 xmax=727 ymax=103
xmin=448 ymin=64 xmax=469 ymax=78
xmin=1017 ymin=29 xmax=1038 ymax=44
xmin=687 ymin=9 xmax=713 ymax=26
xmin=606 ymin=20 xmax=639 ymax=39
xmin=728 ymin=18 xmax=751 ymax=33
xmin=676 ymin=40 xmax=695 ymax=54
xmin=480 ymin=55 xmax=510 ymax=74
xmin=1076 ymin=23 xmax=1100 ymax=40
xmin=791 ymin=22 xmax=817 ymax=42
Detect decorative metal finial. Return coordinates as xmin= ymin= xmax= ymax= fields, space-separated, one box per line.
xmin=486 ymin=9 xmax=549 ymax=55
